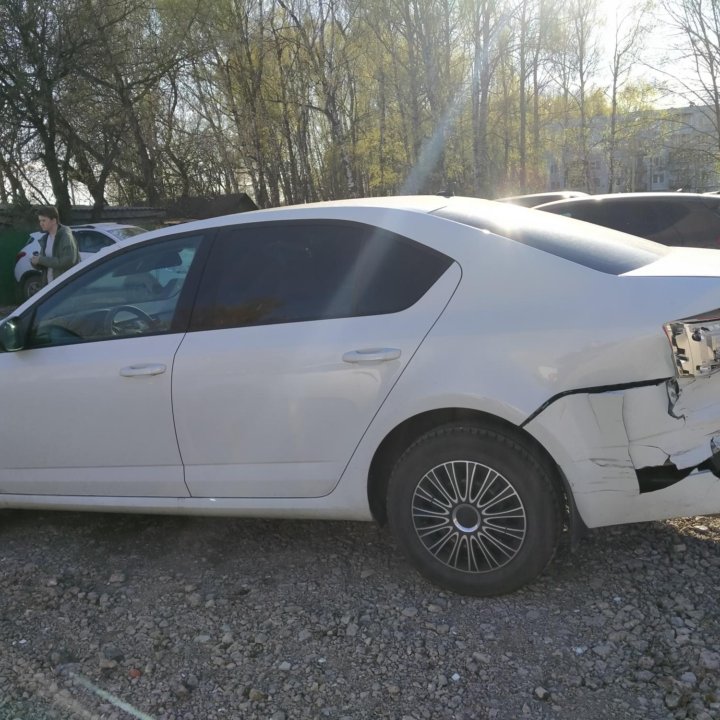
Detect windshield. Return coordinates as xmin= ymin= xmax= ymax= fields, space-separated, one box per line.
xmin=434 ymin=197 xmax=670 ymax=275
xmin=107 ymin=226 xmax=146 ymax=240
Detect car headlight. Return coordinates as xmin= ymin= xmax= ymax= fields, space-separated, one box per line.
xmin=664 ymin=312 xmax=720 ymax=377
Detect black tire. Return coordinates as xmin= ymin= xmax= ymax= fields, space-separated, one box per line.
xmin=21 ymin=273 xmax=43 ymax=300
xmin=387 ymin=423 xmax=562 ymax=596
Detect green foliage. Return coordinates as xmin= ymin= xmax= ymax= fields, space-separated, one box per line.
xmin=1 ymin=0 xmax=717 ymax=207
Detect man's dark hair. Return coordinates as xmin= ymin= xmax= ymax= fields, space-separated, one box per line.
xmin=37 ymin=205 xmax=60 ymax=222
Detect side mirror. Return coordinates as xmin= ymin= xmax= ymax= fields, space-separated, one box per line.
xmin=0 ymin=318 xmax=25 ymax=352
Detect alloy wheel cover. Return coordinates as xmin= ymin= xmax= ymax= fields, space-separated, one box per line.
xmin=411 ymin=460 xmax=527 ymax=573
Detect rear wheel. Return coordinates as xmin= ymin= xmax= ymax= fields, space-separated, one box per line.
xmin=387 ymin=423 xmax=562 ymax=596
xmin=21 ymin=273 xmax=42 ymax=299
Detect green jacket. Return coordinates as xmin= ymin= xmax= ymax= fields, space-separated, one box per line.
xmin=36 ymin=224 xmax=80 ymax=284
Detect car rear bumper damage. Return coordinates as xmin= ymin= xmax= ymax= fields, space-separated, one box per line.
xmin=525 ymin=376 xmax=720 ymax=528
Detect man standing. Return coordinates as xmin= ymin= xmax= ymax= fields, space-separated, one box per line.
xmin=30 ymin=206 xmax=80 ymax=286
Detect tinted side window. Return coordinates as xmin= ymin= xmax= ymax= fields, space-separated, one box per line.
xmin=671 ymin=200 xmax=720 ymax=248
xmin=191 ymin=221 xmax=453 ymax=330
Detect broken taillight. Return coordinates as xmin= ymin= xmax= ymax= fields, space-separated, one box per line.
xmin=664 ymin=312 xmax=720 ymax=376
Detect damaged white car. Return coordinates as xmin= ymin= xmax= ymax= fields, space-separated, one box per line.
xmin=1 ymin=195 xmax=719 ymax=596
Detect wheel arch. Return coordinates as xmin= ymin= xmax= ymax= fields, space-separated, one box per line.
xmin=19 ymin=269 xmax=42 ymax=283
xmin=367 ymin=407 xmax=581 ymax=534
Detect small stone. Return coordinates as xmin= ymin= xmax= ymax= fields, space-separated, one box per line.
xmin=402 ymin=607 xmax=418 ymax=617
xmin=346 ymin=623 xmax=358 ymax=637
xmin=699 ymin=649 xmax=720 ymax=670
xmin=248 ymin=688 xmax=265 ymax=701
xmin=534 ymin=686 xmax=551 ymax=701
xmin=279 ymin=661 xmax=291 ymax=672
xmin=193 ymin=634 xmax=211 ymax=644
xmin=101 ymin=644 xmax=124 ymax=662
xmin=109 ymin=572 xmax=126 ymax=584
xmin=187 ymin=593 xmax=202 ymax=607
xmin=664 ymin=693 xmax=681 ymax=709
xmin=128 ymin=668 xmax=142 ymax=679
xmin=298 ymin=630 xmax=312 ymax=642
xmin=679 ymin=671 xmax=697 ymax=687
xmin=592 ymin=643 xmax=613 ymax=659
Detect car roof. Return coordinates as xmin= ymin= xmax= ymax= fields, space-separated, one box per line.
xmin=71 ymin=222 xmax=144 ymax=231
xmin=110 ymin=194 xmax=668 ymax=276
xmin=114 ymin=195 xmax=457 ymax=243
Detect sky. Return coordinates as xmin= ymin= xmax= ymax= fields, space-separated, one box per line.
xmin=598 ymin=0 xmax=694 ymax=107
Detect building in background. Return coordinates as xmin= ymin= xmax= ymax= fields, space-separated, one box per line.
xmin=547 ymin=105 xmax=720 ymax=194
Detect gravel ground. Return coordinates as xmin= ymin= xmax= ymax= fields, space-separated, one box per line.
xmin=0 ymin=510 xmax=719 ymax=720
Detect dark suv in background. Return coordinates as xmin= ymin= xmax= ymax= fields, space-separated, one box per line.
xmin=535 ymin=192 xmax=720 ymax=248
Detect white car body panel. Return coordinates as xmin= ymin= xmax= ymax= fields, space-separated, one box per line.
xmin=623 ymin=245 xmax=720 ymax=277
xmin=173 ymin=265 xmax=460 ymax=498
xmin=2 ymin=196 xmax=720 ymax=535
xmin=525 ymin=386 xmax=720 ymax=527
xmin=0 ymin=334 xmax=187 ymax=497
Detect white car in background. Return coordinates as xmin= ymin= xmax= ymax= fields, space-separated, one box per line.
xmin=2 ymin=196 xmax=720 ymax=596
xmin=14 ymin=223 xmax=147 ymax=299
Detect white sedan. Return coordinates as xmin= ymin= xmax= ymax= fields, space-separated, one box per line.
xmin=2 ymin=195 xmax=720 ymax=596
xmin=13 ymin=222 xmax=147 ymax=299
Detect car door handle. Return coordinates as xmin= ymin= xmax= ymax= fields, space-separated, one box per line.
xmin=342 ymin=348 xmax=401 ymax=363
xmin=120 ymin=363 xmax=167 ymax=377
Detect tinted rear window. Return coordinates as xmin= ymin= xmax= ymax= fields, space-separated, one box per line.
xmin=434 ymin=199 xmax=669 ymax=275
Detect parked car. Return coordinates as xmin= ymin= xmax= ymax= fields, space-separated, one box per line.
xmin=2 ymin=196 xmax=720 ymax=596
xmin=495 ymin=190 xmax=589 ymax=207
xmin=535 ymin=192 xmax=720 ymax=248
xmin=14 ymin=223 xmax=147 ymax=299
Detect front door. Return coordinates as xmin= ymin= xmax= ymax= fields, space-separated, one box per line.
xmin=0 ymin=233 xmax=205 ymax=497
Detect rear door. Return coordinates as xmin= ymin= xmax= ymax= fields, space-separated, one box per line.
xmin=172 ymin=220 xmax=460 ymax=498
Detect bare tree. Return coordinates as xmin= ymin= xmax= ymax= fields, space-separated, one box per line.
xmin=662 ymin=0 xmax=720 ymax=156
xmin=606 ymin=0 xmax=653 ymax=191
xmin=0 ymin=0 xmax=91 ymax=219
